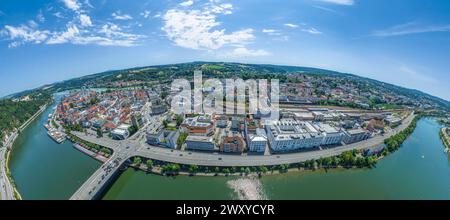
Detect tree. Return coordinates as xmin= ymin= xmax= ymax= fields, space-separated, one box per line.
xmin=100 ymin=148 xmax=111 ymax=156
xmin=188 ymin=164 xmax=199 ymax=173
xmin=259 ymin=166 xmax=268 ymax=174
xmin=160 ymin=91 xmax=169 ymax=99
xmin=340 ymin=151 xmax=355 ymax=167
xmin=177 ymin=132 xmax=188 ymax=148
xmin=175 ymin=114 xmax=184 ymax=126
xmin=133 ymin=157 xmax=142 ymax=166
xmin=96 ymin=127 xmax=103 ymax=138
xmin=146 ymin=159 xmax=153 ymax=170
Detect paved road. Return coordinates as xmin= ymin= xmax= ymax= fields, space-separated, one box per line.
xmin=0 ymin=133 xmax=17 ymax=200
xmin=70 ymin=113 xmax=414 ymax=200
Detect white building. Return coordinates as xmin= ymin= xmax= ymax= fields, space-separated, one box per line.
xmin=266 ymin=119 xmax=325 ymax=152
xmin=248 ymin=128 xmax=268 ymax=153
xmin=312 ymin=123 xmax=344 ymax=146
xmin=111 ymin=124 xmax=131 ymax=140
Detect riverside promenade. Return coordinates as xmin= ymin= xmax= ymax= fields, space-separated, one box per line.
xmin=70 ymin=113 xmax=415 ymax=200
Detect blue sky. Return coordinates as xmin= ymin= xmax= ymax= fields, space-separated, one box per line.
xmin=0 ymin=0 xmax=449 ymax=100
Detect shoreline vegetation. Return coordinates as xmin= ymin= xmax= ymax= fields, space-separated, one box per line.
xmin=439 ymin=128 xmax=449 ymax=150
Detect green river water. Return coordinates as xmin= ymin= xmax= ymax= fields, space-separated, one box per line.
xmin=9 ymin=103 xmax=450 ymax=200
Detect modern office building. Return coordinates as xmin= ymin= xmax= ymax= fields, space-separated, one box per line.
xmin=266 ymin=119 xmax=325 ymax=152
xmin=185 ymin=135 xmax=216 ymax=151
xmin=111 ymin=124 xmax=131 ymax=140
xmin=146 ymin=129 xmax=180 ymax=149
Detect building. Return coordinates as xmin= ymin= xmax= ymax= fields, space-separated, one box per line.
xmin=131 ymin=112 xmax=145 ymax=129
xmin=215 ymin=115 xmax=229 ymax=128
xmin=185 ymin=135 xmax=216 ymax=151
xmin=150 ymin=104 xmax=167 ymax=115
xmin=111 ymin=124 xmax=131 ymax=140
xmin=312 ymin=123 xmax=344 ymax=146
xmin=385 ymin=115 xmax=402 ymax=127
xmin=367 ymin=119 xmax=385 ymax=132
xmin=146 ymin=129 xmax=180 ymax=149
xmin=364 ymin=144 xmax=386 ymax=156
xmin=343 ymin=128 xmax=370 ymax=144
xmin=181 ymin=115 xmax=214 ymax=136
xmin=220 ymin=131 xmax=246 ymax=153
xmin=266 ymin=119 xmax=325 ymax=152
xmin=248 ymin=128 xmax=268 ymax=153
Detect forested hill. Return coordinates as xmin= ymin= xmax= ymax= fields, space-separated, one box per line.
xmin=0 ymin=92 xmax=51 ymax=146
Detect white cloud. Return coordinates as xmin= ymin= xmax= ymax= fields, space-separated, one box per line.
xmin=284 ymin=23 xmax=299 ymax=28
xmin=2 ymin=0 xmax=145 ymax=48
xmin=179 ymin=0 xmax=194 ymax=7
xmin=302 ymin=27 xmax=322 ymax=35
xmin=62 ymin=0 xmax=81 ymax=12
xmin=262 ymin=29 xmax=276 ymax=33
xmin=262 ymin=29 xmax=282 ymax=36
xmin=79 ymin=14 xmax=92 ymax=26
xmin=45 ymin=23 xmax=145 ymax=47
xmin=162 ymin=3 xmax=255 ymax=50
xmin=224 ymin=47 xmax=270 ymax=58
xmin=316 ymin=0 xmax=354 ymax=5
xmin=140 ymin=10 xmax=151 ymax=19
xmin=112 ymin=11 xmax=133 ymax=20
xmin=2 ymin=25 xmax=50 ymax=47
xmin=372 ymin=22 xmax=450 ymax=37
xmin=46 ymin=25 xmax=80 ymax=44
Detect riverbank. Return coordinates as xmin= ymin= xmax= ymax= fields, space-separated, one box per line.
xmin=440 ymin=128 xmax=449 ymax=151
xmin=3 ymin=102 xmax=50 ymax=200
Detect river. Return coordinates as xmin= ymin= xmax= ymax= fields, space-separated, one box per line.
xmin=9 ymin=103 xmax=450 ymax=199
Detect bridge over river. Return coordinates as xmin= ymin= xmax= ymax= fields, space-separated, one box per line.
xmin=70 ymin=113 xmax=414 ymax=200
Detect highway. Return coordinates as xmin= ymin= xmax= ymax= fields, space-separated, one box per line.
xmin=70 ymin=113 xmax=414 ymax=200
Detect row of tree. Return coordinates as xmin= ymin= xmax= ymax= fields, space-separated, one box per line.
xmin=67 ymin=132 xmax=112 ymax=157
xmin=383 ymin=116 xmax=419 ymax=154
xmin=130 ymin=149 xmax=379 ymax=176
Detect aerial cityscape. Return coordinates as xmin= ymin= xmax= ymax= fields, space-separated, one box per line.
xmin=0 ymin=0 xmax=449 ymax=203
